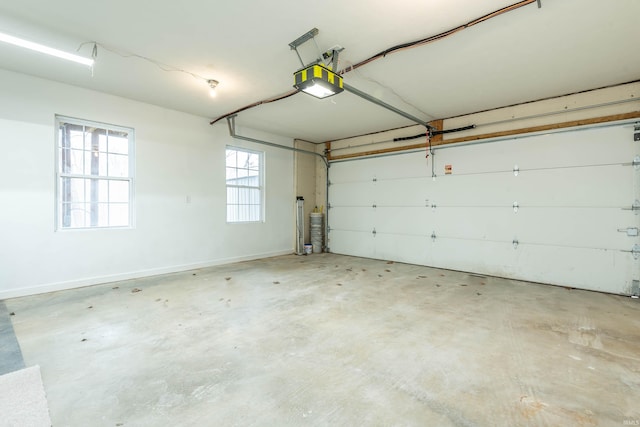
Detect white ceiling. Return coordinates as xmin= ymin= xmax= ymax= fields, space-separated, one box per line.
xmin=0 ymin=0 xmax=638 ymax=142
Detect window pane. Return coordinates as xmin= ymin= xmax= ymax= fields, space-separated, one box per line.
xmin=226 ymin=149 xmax=237 ymax=167
xmin=97 ymin=203 xmax=109 ymax=227
xmin=69 ymin=129 xmax=84 ymax=149
xmin=226 ymin=167 xmax=237 ymax=181
xmin=59 ymin=148 xmax=70 ymax=173
xmin=93 ymin=152 xmax=106 ymax=176
xmin=62 ymin=178 xmax=86 ymax=203
xmin=236 ymin=151 xmax=249 ymax=168
xmin=247 ymin=153 xmax=259 ymax=170
xmin=109 ymin=180 xmax=129 ymax=203
xmin=227 ymin=187 xmax=238 ymax=204
xmin=69 ymin=202 xmax=88 ymax=228
xmin=98 ymin=180 xmax=109 ymax=203
xmin=108 ymin=134 xmax=129 ymax=155
xmin=108 ymin=154 xmax=128 ymax=177
xmin=249 ymin=205 xmax=260 ymax=221
xmin=84 ymin=151 xmax=100 ymax=175
xmin=109 ymin=204 xmax=129 ymax=227
xmin=227 ymin=205 xmax=238 ymax=222
xmin=67 ymin=149 xmax=84 ymax=174
xmin=99 ymin=134 xmax=108 ymax=153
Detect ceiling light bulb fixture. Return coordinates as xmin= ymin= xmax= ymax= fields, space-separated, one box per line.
xmin=0 ymin=31 xmax=94 ymax=67
xmin=208 ymin=80 xmax=219 ymax=97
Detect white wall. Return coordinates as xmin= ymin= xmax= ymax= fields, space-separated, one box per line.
xmin=0 ymin=69 xmax=294 ymax=299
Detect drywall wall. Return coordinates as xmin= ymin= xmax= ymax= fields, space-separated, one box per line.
xmin=0 ymin=69 xmax=294 ymax=299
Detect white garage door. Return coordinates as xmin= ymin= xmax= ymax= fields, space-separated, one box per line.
xmin=328 ymin=121 xmax=640 ymax=295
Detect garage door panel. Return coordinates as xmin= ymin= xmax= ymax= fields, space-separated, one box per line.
xmin=329 ymin=207 xmax=375 ymax=232
xmin=508 ymin=245 xmax=634 ymax=294
xmin=374 ymin=233 xmax=429 ymax=266
xmin=511 ymin=166 xmax=633 ymax=206
xmin=374 ymin=178 xmax=430 ymax=207
xmin=429 ymin=208 xmax=517 ymax=242
xmin=330 ymin=181 xmax=375 ymax=206
xmin=429 ymin=174 xmax=518 ymax=206
xmin=329 ymin=230 xmax=375 ymax=258
xmin=375 ymin=207 xmax=431 ymax=236
xmin=514 ymin=208 xmax=637 ymax=249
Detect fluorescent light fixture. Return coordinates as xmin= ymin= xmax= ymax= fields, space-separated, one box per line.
xmin=0 ymin=31 xmax=94 ymax=67
xmin=293 ymin=64 xmax=343 ymax=99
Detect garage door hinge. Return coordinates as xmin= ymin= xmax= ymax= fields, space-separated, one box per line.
xmin=327 ymin=203 xmax=332 ymax=210
xmin=634 ymin=123 xmax=640 ymax=141
xmin=622 ymin=200 xmax=640 ymax=214
xmin=327 ymin=226 xmax=331 ymax=232
xmin=372 ymin=204 xmax=377 ymax=209
xmin=632 ymin=156 xmax=640 ymax=169
xmin=512 ymin=238 xmax=519 ymax=249
xmin=618 ymin=227 xmax=640 ymax=237
xmin=373 ymin=177 xmax=377 ymax=182
xmin=431 ymin=231 xmax=437 ymax=242
xmin=513 ymin=202 xmax=519 ymax=213
xmin=632 ymin=244 xmax=640 ymax=260
xmin=372 ymin=228 xmax=377 ymax=236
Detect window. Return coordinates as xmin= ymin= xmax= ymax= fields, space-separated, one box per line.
xmin=55 ymin=116 xmax=134 ymax=229
xmin=226 ymin=147 xmax=263 ymax=222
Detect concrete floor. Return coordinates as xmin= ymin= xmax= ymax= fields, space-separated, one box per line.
xmin=4 ymin=253 xmax=640 ymax=426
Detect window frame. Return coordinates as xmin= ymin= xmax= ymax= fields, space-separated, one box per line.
xmin=225 ymin=146 xmax=265 ymax=224
xmin=54 ymin=115 xmax=135 ymax=231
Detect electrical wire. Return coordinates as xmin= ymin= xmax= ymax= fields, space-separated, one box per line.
xmin=210 ymin=0 xmax=538 ymax=126
xmin=339 ymin=0 xmax=537 ymax=74
xmin=78 ymin=41 xmax=213 ymax=82
xmin=209 ymin=89 xmax=300 ymax=125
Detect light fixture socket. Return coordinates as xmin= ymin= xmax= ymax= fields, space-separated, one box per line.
xmin=293 ymin=64 xmax=343 ymax=99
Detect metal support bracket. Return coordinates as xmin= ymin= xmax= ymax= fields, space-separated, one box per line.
xmin=226 ymin=115 xmax=328 ymax=167
xmin=372 ymin=228 xmax=377 ymax=237
xmin=513 ymin=202 xmax=519 ymax=213
xmin=634 ymin=123 xmax=640 ymax=142
xmin=289 ymin=28 xmax=320 ymax=68
xmin=632 ymin=244 xmax=640 ymax=260
xmin=513 ymin=238 xmax=519 ymax=249
xmin=343 ymin=83 xmax=434 ymax=131
xmin=431 ymin=232 xmax=437 ymax=242
xmin=634 ymin=156 xmax=640 ymax=169
xmin=513 ymin=164 xmax=520 ymax=176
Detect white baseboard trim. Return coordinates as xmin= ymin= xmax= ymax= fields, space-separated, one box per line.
xmin=1 ymin=249 xmax=294 ymax=300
